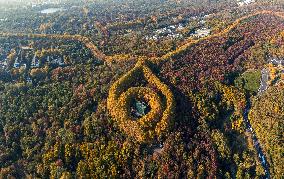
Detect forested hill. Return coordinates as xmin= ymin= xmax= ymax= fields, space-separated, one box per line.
xmin=0 ymin=0 xmax=283 ymax=178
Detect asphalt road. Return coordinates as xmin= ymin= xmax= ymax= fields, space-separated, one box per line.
xmin=243 ymin=102 xmax=270 ymax=178
xmin=244 ymin=68 xmax=271 ymax=178
xmin=258 ymin=68 xmax=269 ymax=95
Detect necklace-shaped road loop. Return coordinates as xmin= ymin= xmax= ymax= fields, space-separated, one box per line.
xmin=106 ymin=11 xmax=284 ymax=142
xmin=107 ymin=59 xmax=175 ymax=142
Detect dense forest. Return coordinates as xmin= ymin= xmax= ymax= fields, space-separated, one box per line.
xmin=249 ymin=85 xmax=284 ymax=178
xmin=0 ymin=0 xmax=283 ymax=178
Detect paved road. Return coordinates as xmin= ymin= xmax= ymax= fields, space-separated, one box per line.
xmin=244 ymin=68 xmax=271 ymax=178
xmin=258 ymin=68 xmax=269 ymax=95
xmin=243 ymin=102 xmax=270 ymax=178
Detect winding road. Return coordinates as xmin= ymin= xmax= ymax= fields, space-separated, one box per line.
xmin=243 ymin=102 xmax=270 ymax=178
xmin=242 ymin=61 xmax=282 ymax=178
xmin=157 ymin=10 xmax=284 ymax=63
xmin=258 ymin=68 xmax=269 ymax=95
xmin=0 ymin=10 xmax=283 ymax=64
xmin=1 ymin=9 xmax=283 ymax=177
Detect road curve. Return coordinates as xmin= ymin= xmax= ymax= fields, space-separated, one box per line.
xmin=156 ymin=10 xmax=284 ymax=63
xmin=0 ymin=10 xmax=283 ymax=63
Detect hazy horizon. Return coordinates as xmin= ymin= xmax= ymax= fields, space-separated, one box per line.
xmin=0 ymin=0 xmax=66 ymax=3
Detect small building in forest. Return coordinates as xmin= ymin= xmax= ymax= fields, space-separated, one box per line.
xmin=192 ymin=28 xmax=211 ymax=38
xmin=14 ymin=57 xmax=20 ymax=68
xmin=31 ymin=54 xmax=39 ymax=68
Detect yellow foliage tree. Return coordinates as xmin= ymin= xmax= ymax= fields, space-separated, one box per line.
xmin=107 ymin=59 xmax=175 ymax=142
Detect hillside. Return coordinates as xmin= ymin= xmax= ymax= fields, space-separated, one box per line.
xmin=0 ymin=0 xmax=283 ymax=178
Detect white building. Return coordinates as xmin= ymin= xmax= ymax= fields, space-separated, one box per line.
xmin=238 ymin=0 xmax=255 ymax=6
xmin=0 ymin=59 xmax=8 ymax=69
xmin=21 ymin=46 xmax=34 ymax=50
xmin=14 ymin=57 xmax=20 ymax=68
xmin=26 ymin=77 xmax=33 ymax=84
xmin=192 ymin=28 xmax=211 ymax=38
xmin=21 ymin=64 xmax=27 ymax=69
xmin=31 ymin=54 xmax=39 ymax=68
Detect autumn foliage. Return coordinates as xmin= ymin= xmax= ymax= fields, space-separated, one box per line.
xmin=107 ymin=60 xmax=175 ymax=142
